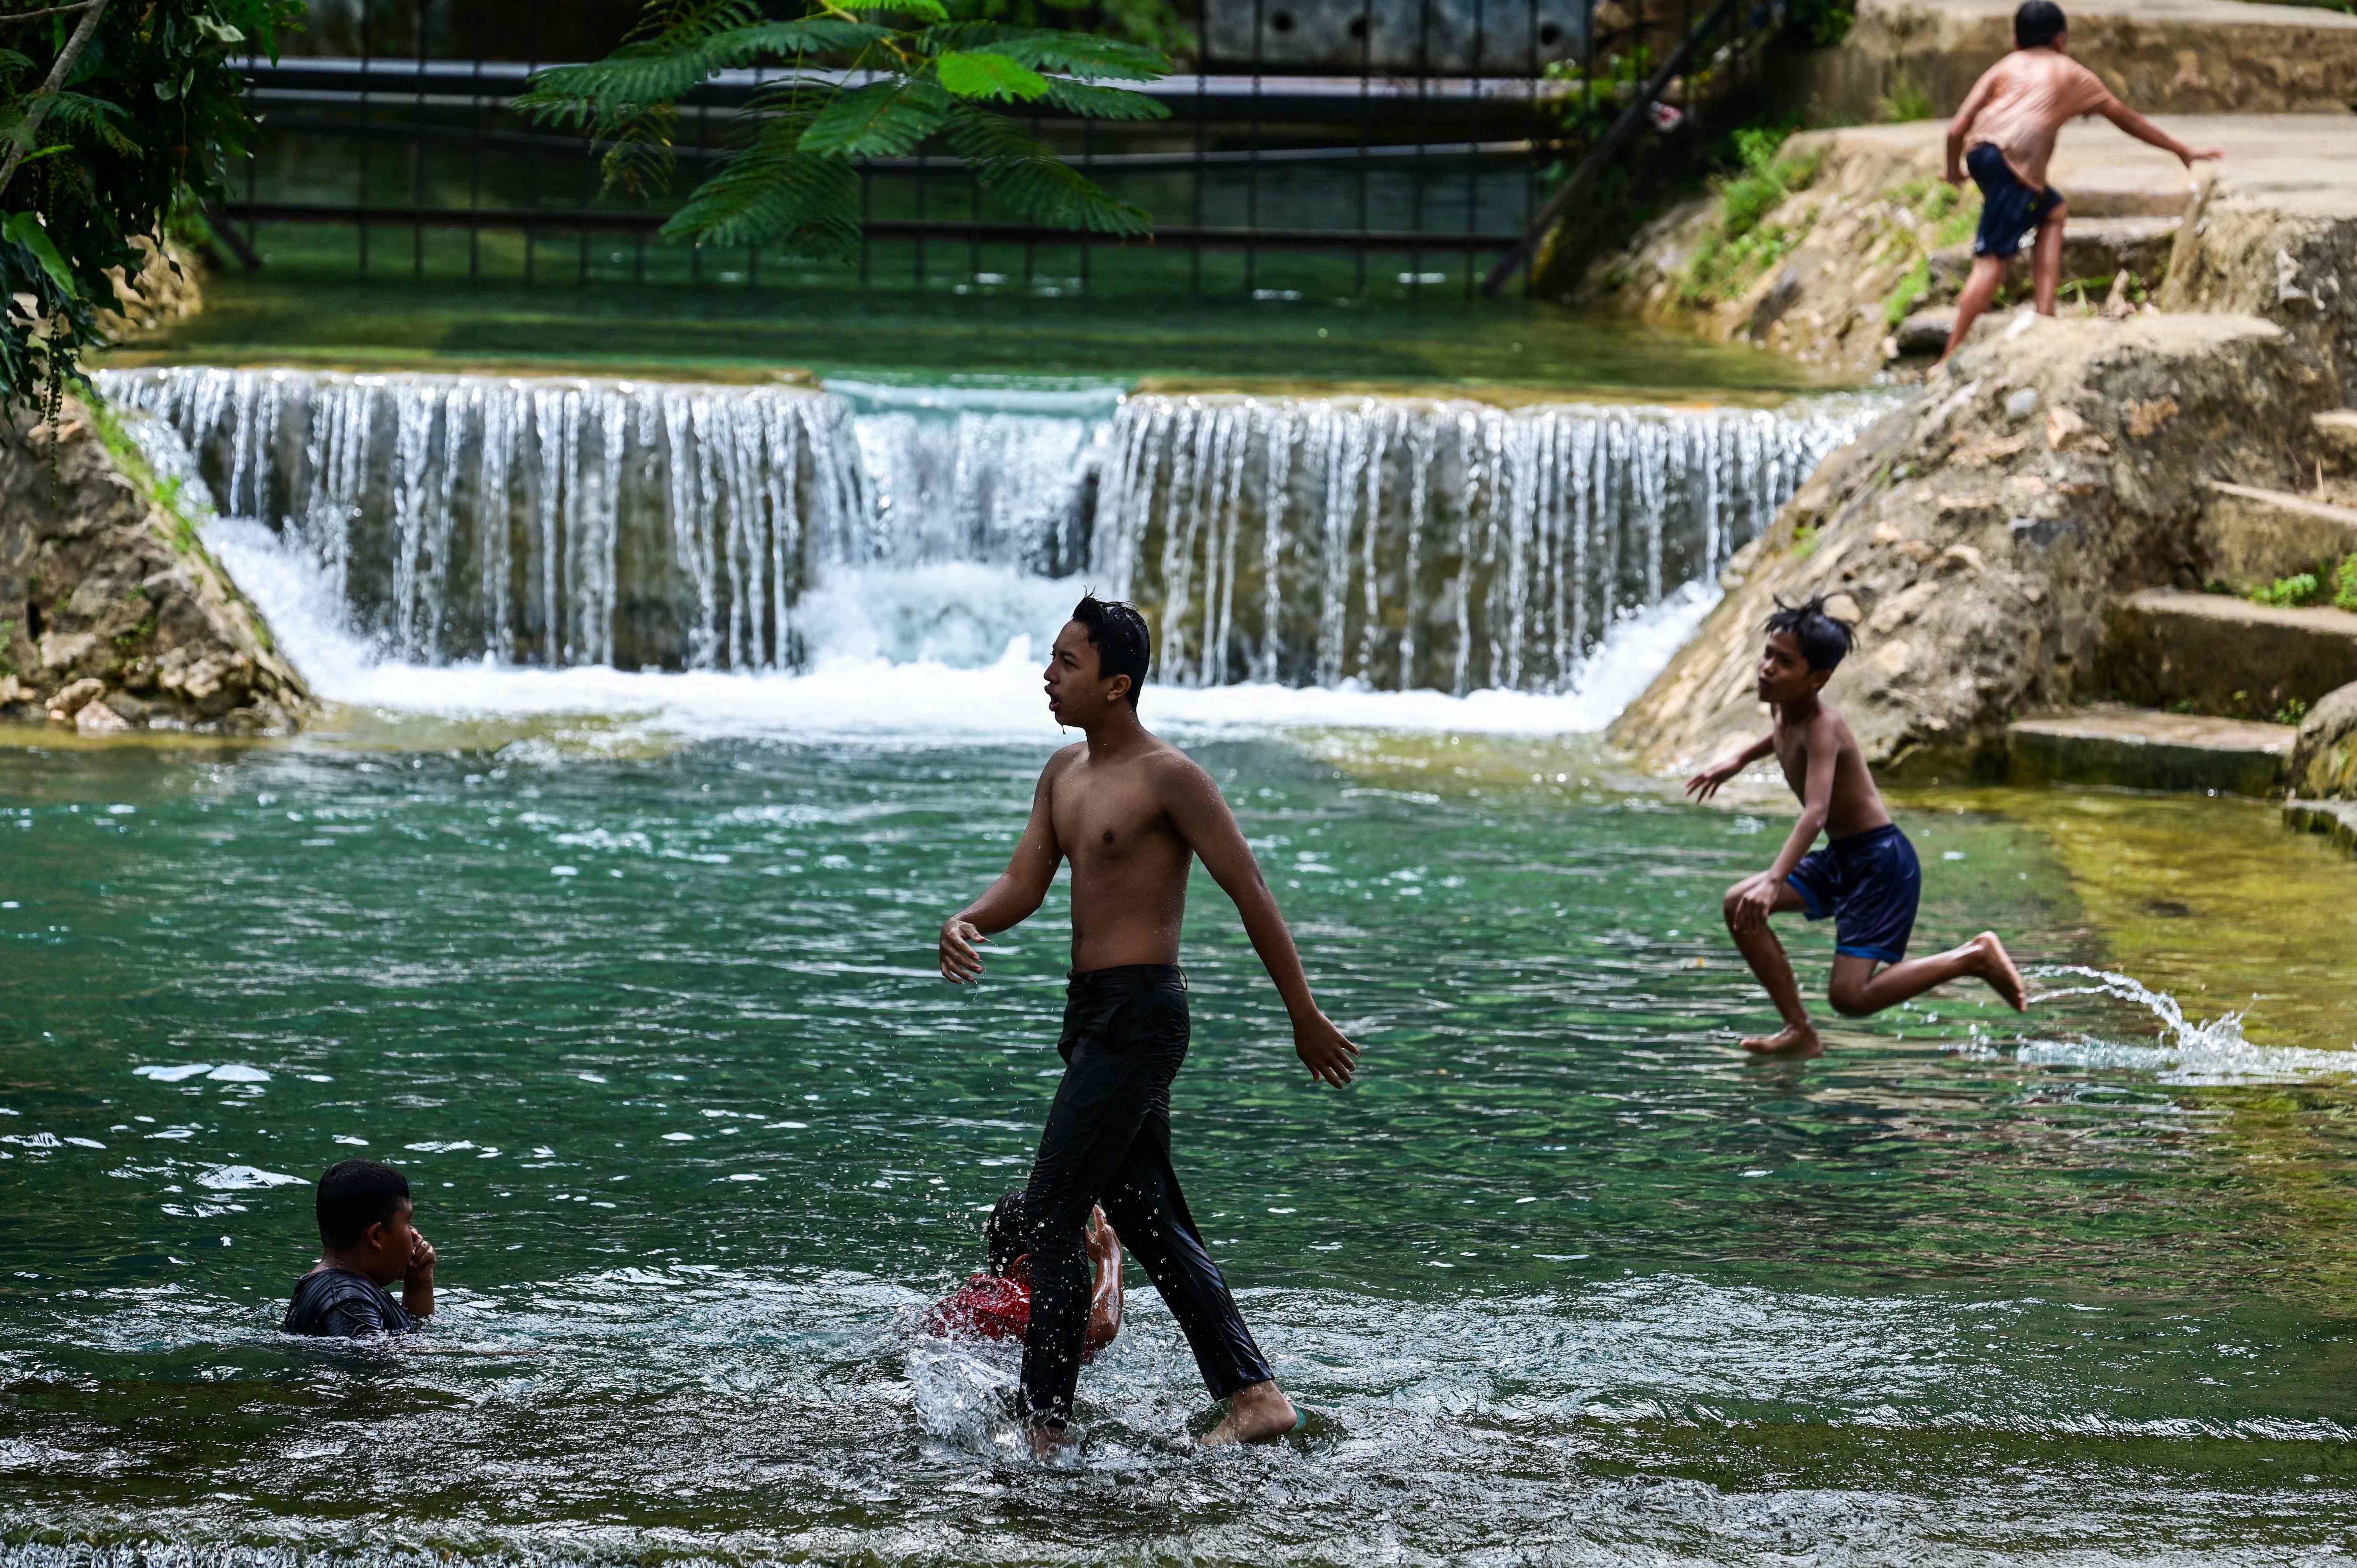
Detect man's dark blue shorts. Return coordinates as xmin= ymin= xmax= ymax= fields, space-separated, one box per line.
xmin=1785 ymin=823 xmax=1921 ymax=965
xmin=1967 ymin=142 xmax=2062 ymax=260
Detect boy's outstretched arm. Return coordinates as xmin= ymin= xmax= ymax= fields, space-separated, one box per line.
xmin=1158 ymin=756 xmax=1360 ymax=1087
xmin=1943 ymin=69 xmax=1999 ymax=184
xmin=1728 ymin=715 xmax=1839 ymax=933
xmin=940 ymin=751 xmax=1071 ymax=982
xmin=2096 ymin=100 xmax=2221 ymax=166
xmin=1686 ymin=733 xmax=1775 ymax=802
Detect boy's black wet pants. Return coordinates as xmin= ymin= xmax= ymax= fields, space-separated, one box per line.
xmin=1018 ymin=963 xmax=1274 ymax=1427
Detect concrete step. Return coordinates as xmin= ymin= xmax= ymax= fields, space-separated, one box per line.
xmin=2199 ymin=480 xmax=2357 ymax=591
xmin=1927 ymin=217 xmax=2180 ymax=298
xmin=2099 ymin=590 xmax=2357 ymax=720
xmin=2009 ymin=705 xmax=2293 ymax=796
xmin=2285 ymin=797 xmax=2357 ymax=855
xmin=2317 ymin=409 xmax=2357 ymax=468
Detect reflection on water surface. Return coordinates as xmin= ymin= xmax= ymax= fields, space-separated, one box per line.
xmin=3 ymin=731 xmax=2354 ymax=1565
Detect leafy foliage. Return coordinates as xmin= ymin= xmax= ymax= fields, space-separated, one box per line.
xmin=1675 ymin=126 xmax=1825 ymax=310
xmin=516 ymin=0 xmax=1171 ymax=262
xmin=0 ymin=0 xmax=303 ymax=411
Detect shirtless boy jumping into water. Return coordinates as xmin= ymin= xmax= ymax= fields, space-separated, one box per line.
xmin=939 ymin=595 xmax=1359 ymax=1451
xmin=1687 ymin=597 xmax=2028 ymax=1057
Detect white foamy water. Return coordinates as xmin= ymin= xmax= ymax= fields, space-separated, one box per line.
xmin=207 ymin=514 xmax=1718 ymax=742
xmin=2018 ymin=966 xmax=2357 ymax=1084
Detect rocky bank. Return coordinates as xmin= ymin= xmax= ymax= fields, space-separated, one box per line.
xmin=1595 ymin=109 xmax=2357 ymax=809
xmin=0 ymin=402 xmax=309 ymax=736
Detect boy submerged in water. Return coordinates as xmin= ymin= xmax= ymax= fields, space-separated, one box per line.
xmin=283 ymin=1158 xmax=437 ymax=1337
xmin=939 ymin=595 xmax=1359 ymax=1451
xmin=1938 ymin=0 xmax=2221 ymax=362
xmin=924 ymin=1194 xmax=1123 ymax=1361
xmin=1686 ymin=597 xmax=2027 ymax=1057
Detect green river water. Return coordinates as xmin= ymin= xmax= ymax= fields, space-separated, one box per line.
xmin=4 ymin=720 xmax=2357 ymax=1567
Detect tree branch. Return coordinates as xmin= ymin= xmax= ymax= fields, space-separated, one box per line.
xmin=0 ymin=2 xmax=105 ymax=23
xmin=0 ymin=0 xmax=111 ymax=199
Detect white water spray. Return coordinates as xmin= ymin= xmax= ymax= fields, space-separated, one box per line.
xmin=2020 ymin=966 xmax=2357 ymax=1084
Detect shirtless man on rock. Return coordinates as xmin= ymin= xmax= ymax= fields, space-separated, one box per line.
xmin=938 ymin=595 xmax=1359 ymax=1453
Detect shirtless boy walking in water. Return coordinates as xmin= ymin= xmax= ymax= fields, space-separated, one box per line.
xmin=939 ymin=595 xmax=1359 ymax=1450
xmin=1687 ymin=598 xmax=2027 ymax=1057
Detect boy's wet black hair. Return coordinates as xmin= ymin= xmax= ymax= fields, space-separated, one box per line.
xmin=2015 ymin=0 xmax=2066 ymax=48
xmin=1070 ymin=593 xmax=1150 ymax=708
xmin=986 ymin=1192 xmax=1028 ymax=1275
xmin=1764 ymin=595 xmax=1855 ymax=673
xmin=317 ymin=1158 xmax=410 ymax=1250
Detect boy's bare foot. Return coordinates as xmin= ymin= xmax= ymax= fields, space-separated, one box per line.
xmin=1740 ymin=1023 xmax=1824 ymax=1058
xmin=1974 ymin=932 xmax=2028 ymax=1012
xmin=1200 ymin=1381 xmax=1297 ymax=1446
xmin=1026 ymin=1421 xmax=1072 ymax=1459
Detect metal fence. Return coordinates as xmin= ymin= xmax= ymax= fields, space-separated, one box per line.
xmin=217 ymin=0 xmax=1729 ymax=301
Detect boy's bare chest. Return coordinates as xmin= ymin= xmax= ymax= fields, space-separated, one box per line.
xmin=1051 ymin=769 xmax=1179 ymax=871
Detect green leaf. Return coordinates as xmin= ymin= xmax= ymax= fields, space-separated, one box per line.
xmin=4 ymin=212 xmax=78 ymax=296
xmin=925 ymin=26 xmax=1167 ymax=81
xmin=798 ymin=79 xmax=948 ymax=157
xmin=192 ymin=16 xmax=247 ymax=44
xmin=833 ymin=0 xmax=951 ymax=18
xmin=1039 ymin=77 xmax=1169 ymax=120
xmin=943 ymin=105 xmax=1151 ymax=235
xmin=936 ymin=50 xmax=1050 ymax=101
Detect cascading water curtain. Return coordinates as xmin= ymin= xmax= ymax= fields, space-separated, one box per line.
xmin=96 ymin=367 xmax=868 ymax=672
xmin=1092 ymin=395 xmax=1884 ymax=694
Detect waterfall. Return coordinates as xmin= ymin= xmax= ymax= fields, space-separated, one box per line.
xmin=95 ymin=366 xmax=1879 ymax=692
xmin=100 ymin=366 xmax=868 ymax=673
xmin=1093 ymin=395 xmax=1876 ymax=695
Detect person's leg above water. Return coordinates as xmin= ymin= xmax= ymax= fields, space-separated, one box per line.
xmin=1814 ymin=825 xmax=2027 ymax=1019
xmin=1724 ymin=871 xmax=1821 ymax=1057
xmin=1099 ymin=1086 xmax=1292 ymax=1445
xmin=1942 ymin=255 xmax=2009 ymax=362
xmin=1015 ymin=976 xmax=1171 ymax=1445
xmin=2030 ymin=198 xmax=2068 ymax=315
xmin=1943 ymin=143 xmax=2044 ymax=362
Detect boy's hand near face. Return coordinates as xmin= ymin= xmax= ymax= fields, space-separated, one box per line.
xmin=403 ymin=1229 xmax=438 ymax=1319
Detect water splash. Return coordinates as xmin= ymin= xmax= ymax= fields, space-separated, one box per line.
xmin=2020 ymin=966 xmax=2357 ymax=1084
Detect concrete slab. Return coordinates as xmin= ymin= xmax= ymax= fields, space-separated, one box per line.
xmin=2200 ymin=481 xmax=2357 ymax=591
xmin=1794 ymin=116 xmax=2357 ymax=224
xmin=2009 ymin=704 xmax=2293 ymax=795
xmin=2099 ymin=588 xmax=2357 ymax=718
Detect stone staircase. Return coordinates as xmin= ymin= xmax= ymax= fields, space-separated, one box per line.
xmin=2005 ymin=408 xmax=2357 ymax=801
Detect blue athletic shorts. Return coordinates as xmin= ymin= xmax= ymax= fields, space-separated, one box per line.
xmin=1786 ymin=823 xmax=1921 ymax=965
xmin=1967 ymin=142 xmax=2062 ymax=260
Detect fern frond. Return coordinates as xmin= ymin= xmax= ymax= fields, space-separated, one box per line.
xmin=622 ymin=0 xmax=760 ymax=48
xmin=31 ymin=91 xmax=138 ymax=157
xmin=943 ymin=104 xmax=1150 ymax=235
xmin=596 ymin=104 xmax=678 ymax=196
xmin=935 ymin=49 xmax=1050 ymax=101
xmin=919 ymin=25 xmax=1166 ymax=81
xmin=798 ymin=78 xmax=950 ymax=157
xmin=662 ymin=127 xmax=862 ymax=259
xmin=1038 ymin=77 xmax=1169 ymax=120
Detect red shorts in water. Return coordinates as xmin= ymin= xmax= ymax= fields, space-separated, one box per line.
xmin=923 ymin=1273 xmax=1096 ymax=1363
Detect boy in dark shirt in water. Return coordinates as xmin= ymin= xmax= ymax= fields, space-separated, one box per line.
xmin=283 ymin=1158 xmax=438 ymax=1338
xmin=1686 ymin=597 xmax=2028 ymax=1057
xmin=925 ymin=1192 xmax=1123 ymax=1361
